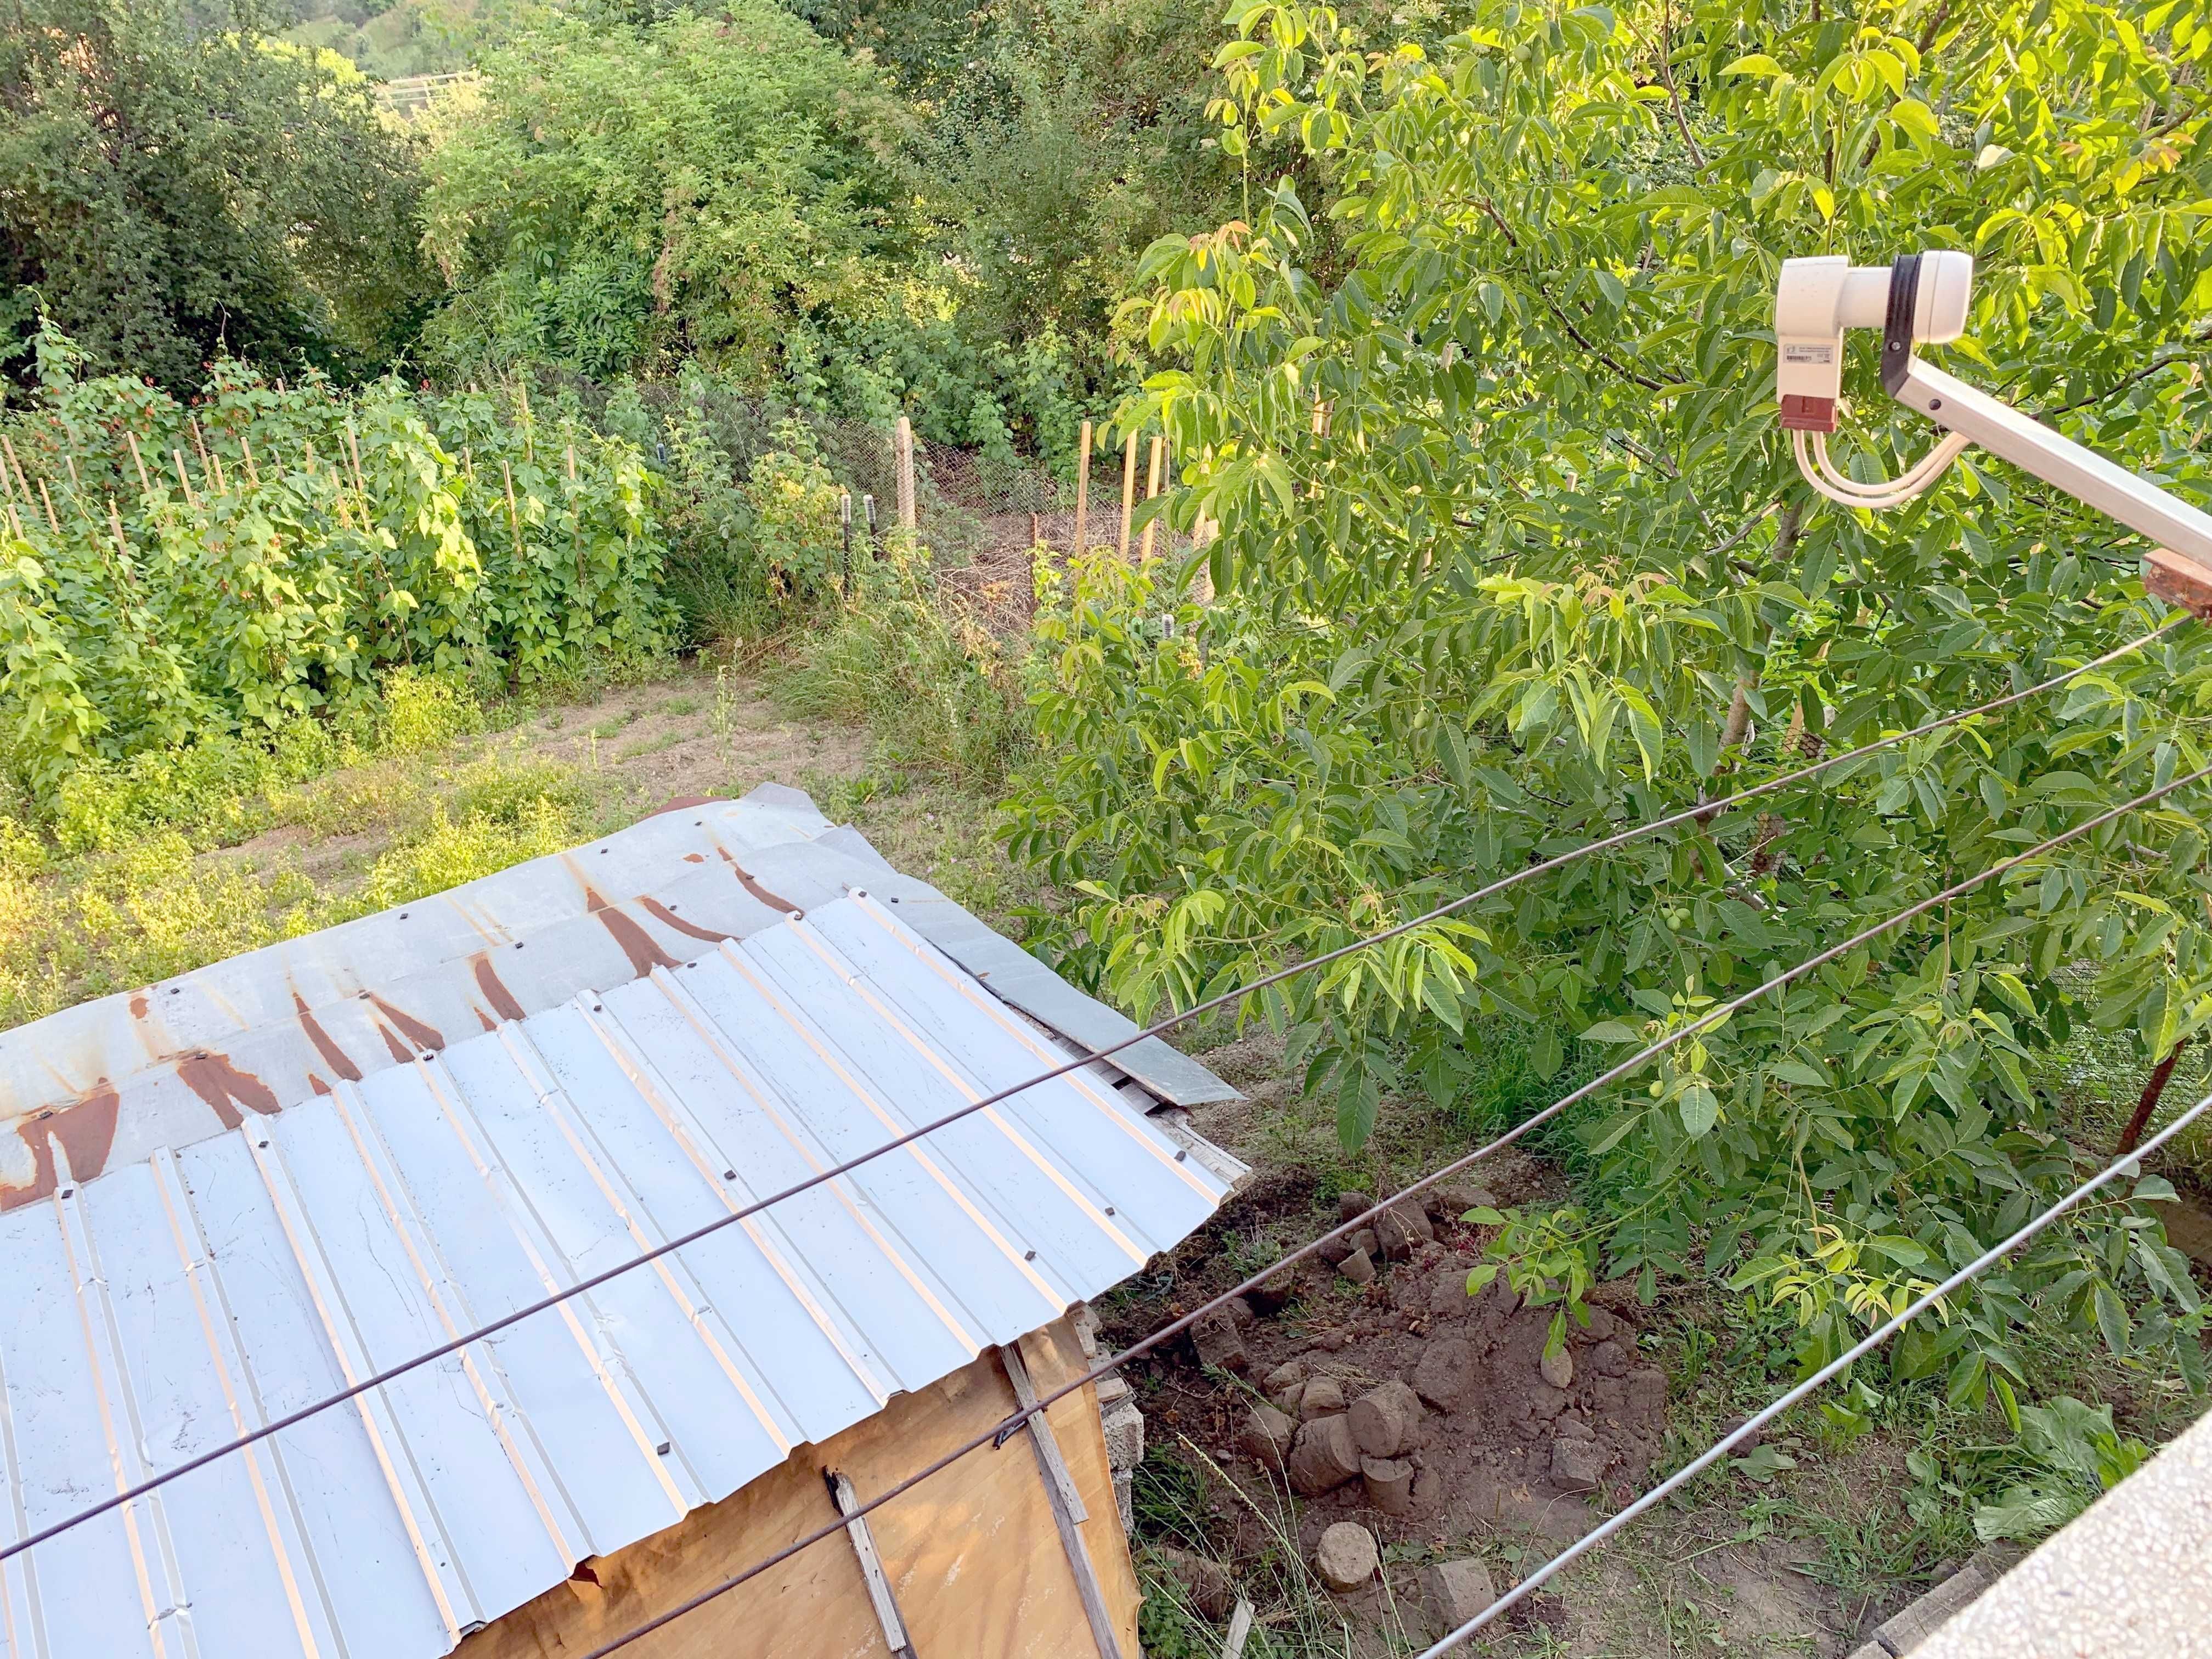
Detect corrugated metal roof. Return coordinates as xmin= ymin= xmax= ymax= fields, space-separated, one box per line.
xmin=0 ymin=890 xmax=1242 ymax=1659
xmin=0 ymin=787 xmax=1234 ymax=1211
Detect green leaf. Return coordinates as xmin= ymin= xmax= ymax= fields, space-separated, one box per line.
xmin=1678 ymin=1082 xmax=1719 ymax=1138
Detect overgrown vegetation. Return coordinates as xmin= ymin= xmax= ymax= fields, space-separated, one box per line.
xmin=1011 ymin=0 xmax=2212 ymax=1405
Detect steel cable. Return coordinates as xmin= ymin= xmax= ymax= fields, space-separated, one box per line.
xmin=0 ymin=618 xmax=2182 ymax=1573
xmin=570 ymin=754 xmax=2212 ymax=1659
xmin=1410 ymin=1083 xmax=2212 ymax=1656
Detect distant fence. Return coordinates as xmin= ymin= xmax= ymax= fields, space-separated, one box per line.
xmin=375 ymin=72 xmax=478 ymax=117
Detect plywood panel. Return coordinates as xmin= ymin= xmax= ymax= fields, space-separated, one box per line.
xmin=459 ymin=1317 xmax=1139 ymax=1659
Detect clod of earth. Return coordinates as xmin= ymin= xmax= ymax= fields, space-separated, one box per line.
xmin=1413 ymin=1336 xmax=1475 ymax=1411
xmin=1190 ymin=1307 xmax=1249 ymax=1373
xmin=1248 ymin=1262 xmax=1300 ymax=1313
xmin=1360 ymin=1455 xmax=1413 ymax=1515
xmin=1375 ymin=1199 xmax=1435 ymax=1260
xmin=1350 ymin=1226 xmax=1379 ymax=1258
xmin=1286 ymin=1414 xmax=1363 ymax=1495
xmin=1348 ymin=1380 xmax=1424 ymax=1459
xmin=1313 ymin=1521 xmax=1379 ymax=1593
xmin=1589 ymin=1338 xmax=1630 ymax=1378
xmin=1155 ymin=1544 xmax=1238 ymax=1621
xmin=1422 ymin=1556 xmax=1498 ymax=1633
xmin=1299 ymin=1376 xmax=1346 ymax=1420
xmin=1264 ymin=1357 xmax=1310 ymax=1400
xmin=1238 ymin=1403 xmax=1295 ymax=1472
xmin=1338 ymin=1190 xmax=1374 ymax=1222
xmin=1337 ymin=1246 xmax=1375 ymax=1284
xmin=1539 ymin=1345 xmax=1574 ymax=1389
xmin=1550 ymin=1435 xmax=1607 ymax=1492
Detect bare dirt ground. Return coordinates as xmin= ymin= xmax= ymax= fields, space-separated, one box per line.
xmin=1109 ymin=1030 xmax=1914 ymax=1658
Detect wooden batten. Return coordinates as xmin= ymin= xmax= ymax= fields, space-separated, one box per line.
xmin=458 ymin=1317 xmax=1139 ymax=1659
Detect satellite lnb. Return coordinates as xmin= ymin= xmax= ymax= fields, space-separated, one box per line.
xmin=1773 ymin=250 xmax=2212 ymax=617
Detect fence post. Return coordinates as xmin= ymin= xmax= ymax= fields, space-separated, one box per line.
xmin=1118 ymin=428 xmax=1138 ymax=560
xmin=894 ymin=416 xmax=917 ymax=533
xmin=1073 ymin=419 xmax=1091 ymax=554
xmin=840 ymin=491 xmax=853 ymax=596
xmin=1138 ymin=435 xmax=1165 ymax=561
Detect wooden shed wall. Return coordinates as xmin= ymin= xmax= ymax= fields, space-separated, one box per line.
xmin=458 ymin=1318 xmax=1139 ymax=1658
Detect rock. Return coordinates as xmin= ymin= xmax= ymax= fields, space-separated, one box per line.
xmin=1156 ymin=1545 xmax=1238 ymax=1621
xmin=1717 ymin=1412 xmax=1762 ymax=1452
xmin=1249 ymin=1263 xmax=1301 ymax=1313
xmin=1316 ymin=1232 xmax=1356 ymax=1266
xmin=1539 ymin=1345 xmax=1573 ymax=1390
xmin=1589 ymin=1339 xmax=1630 ymax=1378
xmin=1113 ymin=1466 xmax=1133 ymax=1534
xmin=1265 ymin=1357 xmax=1312 ymax=1400
xmin=1624 ymin=1367 xmax=1668 ymax=1415
xmin=1300 ymin=1376 xmax=1346 ymax=1419
xmin=1427 ymin=1272 xmax=1475 ymax=1317
xmin=1102 ymin=1397 xmax=1144 ymax=1470
xmin=1423 ymin=1556 xmax=1498 ymax=1632
xmin=1338 ymin=1247 xmax=1376 ymax=1284
xmin=1349 ymin=1380 xmax=1424 ymax=1458
xmin=1097 ymin=1372 xmax=1132 ymax=1409
xmin=1412 ymin=1336 xmax=1475 ymax=1411
xmin=1554 ymin=1415 xmax=1594 ymax=1442
xmin=1238 ymin=1404 xmax=1297 ymax=1472
xmin=1528 ymin=1384 xmax=1568 ymax=1421
xmin=1190 ymin=1308 xmax=1249 ymax=1374
xmin=1350 ymin=1227 xmax=1379 ymax=1259
xmin=1582 ymin=1306 xmax=1620 ymax=1342
xmin=1313 ymin=1521 xmax=1379 ymax=1593
xmin=1286 ymin=1414 xmax=1363 ymax=1495
xmin=1376 ymin=1200 xmax=1436 ymax=1260
xmin=1338 ymin=1190 xmax=1375 ymax=1223
xmin=1431 ymin=1184 xmax=1501 ymax=1223
xmin=1276 ymin=1379 xmax=1309 ymax=1417
xmin=1223 ymin=1295 xmax=1259 ymax=1329
xmin=1362 ymin=1455 xmax=1414 ymax=1515
xmin=1409 ymin=1463 xmax=1446 ymax=1516
xmin=1551 ymin=1436 xmax=1607 ymax=1492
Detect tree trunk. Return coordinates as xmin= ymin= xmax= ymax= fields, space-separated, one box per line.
xmin=2116 ymin=1039 xmax=2190 ymax=1156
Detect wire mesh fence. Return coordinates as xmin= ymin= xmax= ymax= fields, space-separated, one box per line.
xmin=502 ymin=365 xmax=1192 ymax=633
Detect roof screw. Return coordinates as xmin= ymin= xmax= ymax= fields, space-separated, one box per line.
xmin=1104 ymin=1206 xmax=1116 ymax=1217
xmin=59 ymin=1187 xmax=72 ymax=1199
xmin=1024 ymin=1249 xmax=1037 ymax=1262
xmin=258 ymin=1141 xmax=269 ymax=1149
xmin=656 ymin=1441 xmax=672 ymax=1456
xmin=722 ymin=1169 xmax=736 ymax=1180
xmin=1175 ymin=1149 xmax=1188 ymax=1162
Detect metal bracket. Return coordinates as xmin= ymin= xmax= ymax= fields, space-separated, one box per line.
xmin=1882 ymin=252 xmax=1922 ymax=397
xmin=2146 ymin=548 xmax=2212 ymax=622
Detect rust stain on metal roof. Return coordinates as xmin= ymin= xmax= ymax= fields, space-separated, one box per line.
xmin=128 ymin=992 xmax=149 ymax=1019
xmin=368 ymin=994 xmax=444 ymax=1055
xmin=471 ymin=953 xmax=528 ymax=1023
xmin=0 ymin=1081 xmax=120 ymax=1210
xmin=294 ymin=992 xmax=365 ymax=1084
xmin=375 ymin=1023 xmax=416 ymax=1064
xmin=177 ymin=1051 xmax=279 ymax=1131
xmin=637 ymin=896 xmax=729 ymax=945
xmin=584 ymin=884 xmax=678 ymax=976
xmin=716 ymin=847 xmax=800 ymax=915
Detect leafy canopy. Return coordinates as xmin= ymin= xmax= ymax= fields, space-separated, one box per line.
xmin=418 ymin=2 xmax=911 ymax=380
xmin=1007 ymin=0 xmax=2212 ymax=1394
xmin=0 ymin=0 xmax=429 ymax=391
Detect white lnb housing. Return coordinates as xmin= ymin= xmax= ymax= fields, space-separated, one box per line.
xmin=1774 ymin=251 xmax=1972 ymax=432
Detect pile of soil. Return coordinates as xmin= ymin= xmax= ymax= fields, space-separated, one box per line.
xmin=1113 ymin=1184 xmax=1673 ymax=1568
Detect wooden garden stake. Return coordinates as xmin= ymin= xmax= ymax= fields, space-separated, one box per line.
xmin=61 ymin=451 xmax=82 ymax=493
xmin=36 ymin=478 xmax=60 ymax=535
xmin=240 ymin=435 xmax=260 ymax=487
xmin=189 ymin=416 xmax=210 ymax=469
xmin=1138 ymin=435 xmax=1164 ymax=561
xmin=172 ymin=450 xmax=198 ymax=508
xmin=1073 ymin=419 xmax=1092 ymax=552
xmin=125 ymin=431 xmax=151 ymax=494
xmin=501 ymin=460 xmax=527 ymax=557
xmin=2 ymin=435 xmax=32 ymax=500
xmin=1117 ymin=428 xmax=1138 ymax=560
xmin=207 ymin=449 xmax=228 ymax=494
xmin=894 ymin=415 xmax=917 ymax=532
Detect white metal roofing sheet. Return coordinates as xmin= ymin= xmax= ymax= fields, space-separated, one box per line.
xmin=0 ymin=892 xmax=1241 ymax=1659
xmin=0 ymin=788 xmax=1233 ymax=1213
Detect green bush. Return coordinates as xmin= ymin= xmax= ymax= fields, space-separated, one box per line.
xmin=0 ymin=346 xmax=672 ymax=793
